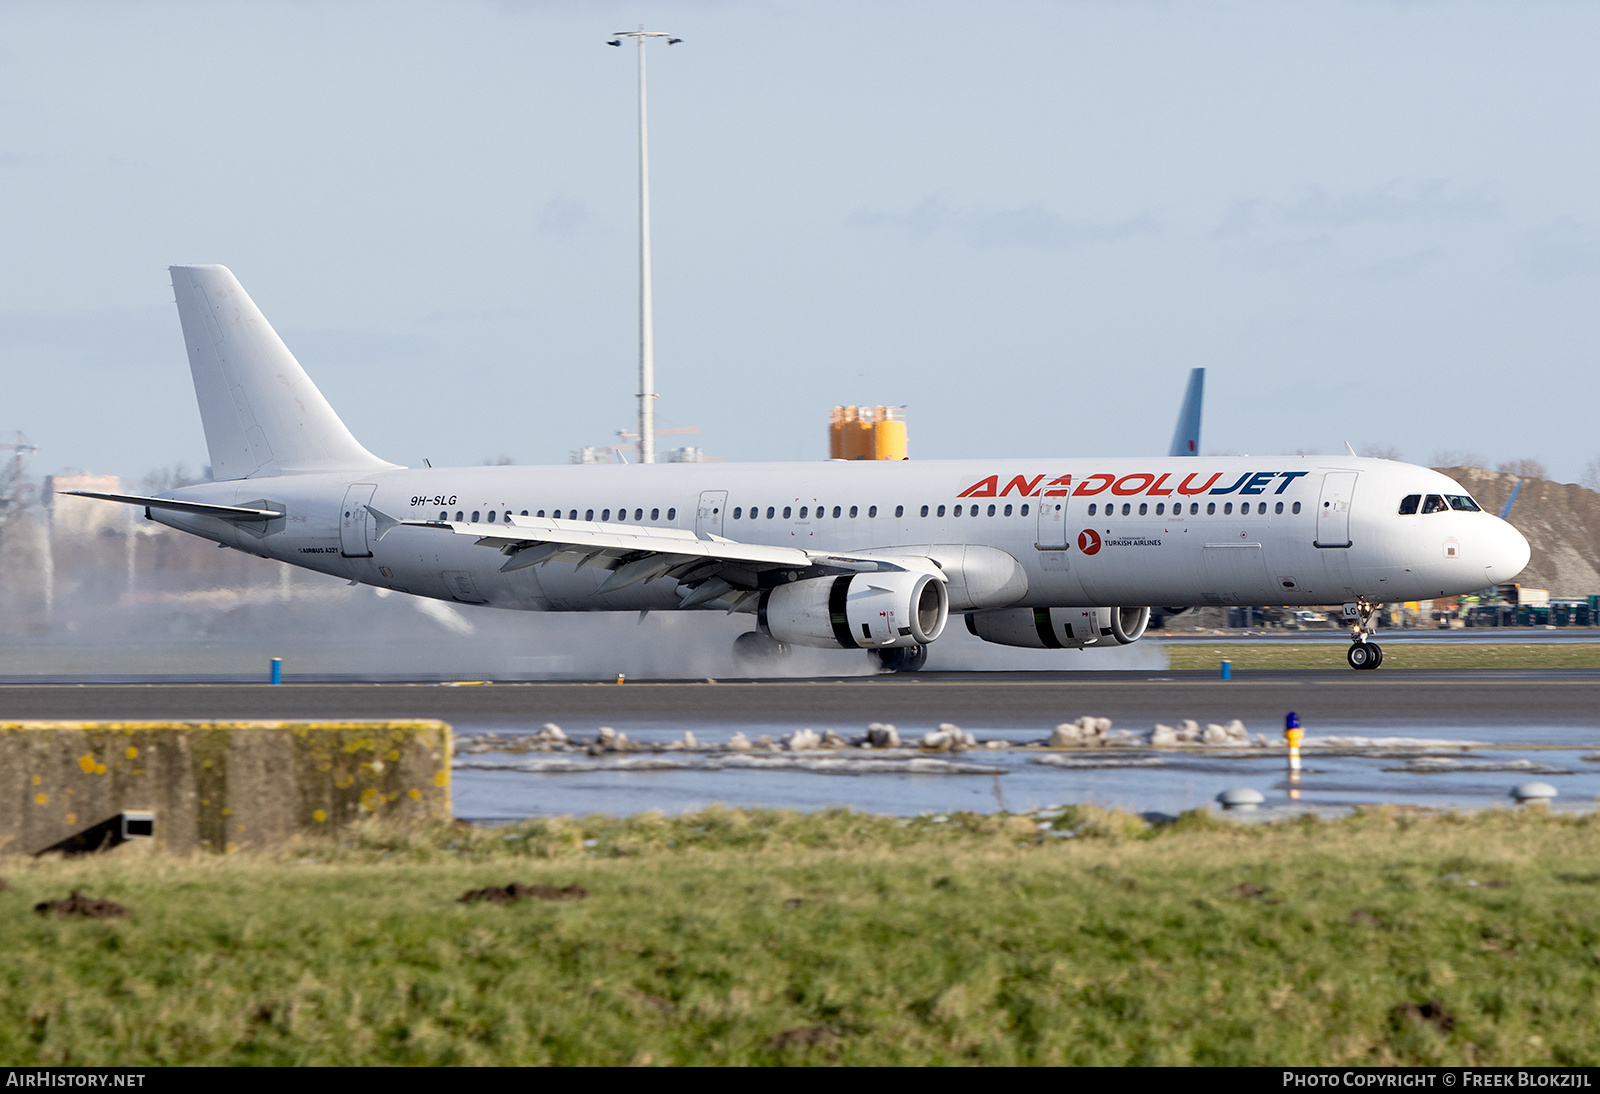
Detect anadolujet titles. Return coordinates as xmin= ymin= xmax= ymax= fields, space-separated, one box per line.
xmin=71 ymin=266 xmax=1530 ymax=672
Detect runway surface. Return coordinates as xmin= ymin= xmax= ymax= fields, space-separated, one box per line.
xmin=5 ymin=669 xmax=1600 ymax=729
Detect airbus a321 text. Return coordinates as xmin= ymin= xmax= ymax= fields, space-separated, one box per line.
xmin=69 ymin=266 xmax=1530 ymax=673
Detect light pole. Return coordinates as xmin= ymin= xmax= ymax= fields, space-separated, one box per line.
xmin=608 ymin=28 xmax=681 ymax=464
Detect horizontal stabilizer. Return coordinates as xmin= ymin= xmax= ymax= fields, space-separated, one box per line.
xmin=58 ymin=490 xmax=279 ymax=522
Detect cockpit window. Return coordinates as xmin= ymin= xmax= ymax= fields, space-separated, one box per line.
xmin=1398 ymin=494 xmax=1420 ymax=515
xmin=1447 ymin=495 xmax=1482 ymax=512
xmin=1421 ymin=494 xmax=1448 ymax=514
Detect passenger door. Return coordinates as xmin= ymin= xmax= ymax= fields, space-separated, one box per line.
xmin=340 ymin=483 xmax=377 ymax=558
xmin=1315 ymin=472 xmax=1357 ymax=548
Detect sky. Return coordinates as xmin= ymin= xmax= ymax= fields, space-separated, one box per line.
xmin=2 ymin=0 xmax=1598 ymax=484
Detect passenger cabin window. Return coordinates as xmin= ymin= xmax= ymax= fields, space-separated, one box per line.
xmin=537 ymin=510 xmax=546 ymax=518
xmin=1122 ymin=503 xmax=1131 ymax=516
xmin=1020 ymin=504 xmax=1029 ymax=516
xmin=849 ymin=506 xmax=858 ymax=518
xmin=894 ymin=505 xmax=903 ymax=517
xmin=521 ymin=510 xmax=529 ymax=516
xmin=1223 ymin=502 xmax=1233 ymax=515
xmin=1448 ymin=495 xmax=1481 ymax=512
xmin=987 ymin=504 xmax=996 ymax=516
xmin=1088 ymin=503 xmax=1098 ymax=516
xmin=1274 ymin=502 xmax=1283 ymax=514
xmin=799 ymin=507 xmax=808 ymax=518
xmin=833 ymin=506 xmax=842 ymax=518
xmin=1155 ymin=503 xmax=1164 ymax=515
xmin=1292 ymin=502 xmax=1301 ymax=514
xmin=487 ymin=511 xmax=496 ymax=522
xmin=868 ymin=505 xmax=876 ymax=517
xmin=732 ymin=507 xmax=742 ymax=519
xmin=1207 ymin=502 xmax=1216 ymax=515
xmin=439 ymin=511 xmax=447 ymax=521
xmin=471 ymin=510 xmax=481 ymax=522
xmin=666 ymin=508 xmax=676 ymax=520
xmin=1003 ymin=504 xmax=1012 ymax=516
xmin=953 ymin=505 xmax=962 ymax=518
xmin=651 ymin=508 xmax=659 ymax=520
xmin=767 ymin=507 xmax=775 ymax=519
xmin=920 ymin=505 xmax=929 ymax=517
xmin=783 ymin=507 xmax=792 ymax=518
xmin=601 ymin=509 xmax=610 ymax=521
xmin=1190 ymin=502 xmax=1199 ymax=515
xmin=1399 ymin=494 xmax=1421 ymax=515
xmin=937 ymin=505 xmax=946 ymax=517
xmin=1138 ymin=503 xmax=1147 ymax=516
xmin=585 ymin=509 xmax=595 ymax=521
xmin=1422 ymin=495 xmax=1448 ymax=514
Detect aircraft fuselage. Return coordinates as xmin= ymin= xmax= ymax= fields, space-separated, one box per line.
xmin=147 ymin=455 xmax=1529 ymax=614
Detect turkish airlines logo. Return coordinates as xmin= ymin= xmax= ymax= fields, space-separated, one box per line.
xmin=1078 ymin=529 xmax=1102 ymax=555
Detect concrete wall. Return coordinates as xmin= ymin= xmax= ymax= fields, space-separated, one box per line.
xmin=0 ymin=720 xmax=451 ymax=855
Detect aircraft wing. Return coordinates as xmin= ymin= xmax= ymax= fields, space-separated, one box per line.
xmin=376 ymin=508 xmax=922 ymax=610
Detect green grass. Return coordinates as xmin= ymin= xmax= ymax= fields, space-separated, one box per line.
xmin=1162 ymin=641 xmax=1600 ymax=671
xmin=4 ymin=806 xmax=1600 ymax=1065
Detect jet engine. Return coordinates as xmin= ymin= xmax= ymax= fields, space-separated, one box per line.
xmin=965 ymin=606 xmax=1151 ymax=649
xmin=758 ymin=571 xmax=949 ymax=650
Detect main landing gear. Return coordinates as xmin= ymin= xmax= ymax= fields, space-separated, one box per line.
xmin=1344 ymin=597 xmax=1384 ymax=671
xmin=874 ymin=645 xmax=928 ymax=673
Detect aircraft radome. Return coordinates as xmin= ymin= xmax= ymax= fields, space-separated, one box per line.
xmin=68 ymin=266 xmax=1530 ymax=673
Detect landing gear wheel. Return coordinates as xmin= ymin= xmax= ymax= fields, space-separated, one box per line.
xmin=733 ymin=631 xmax=789 ymax=665
xmin=1346 ymin=642 xmax=1380 ymax=670
xmin=875 ymin=645 xmax=929 ymax=673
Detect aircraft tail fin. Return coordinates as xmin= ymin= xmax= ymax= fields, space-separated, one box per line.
xmin=169 ymin=265 xmax=399 ymax=480
xmin=1167 ymin=367 xmax=1204 ymax=457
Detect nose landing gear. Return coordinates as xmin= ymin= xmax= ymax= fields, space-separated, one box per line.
xmin=1343 ymin=597 xmax=1384 ymax=670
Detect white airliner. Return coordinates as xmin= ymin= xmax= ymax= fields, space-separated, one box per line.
xmin=68 ymin=266 xmax=1529 ymax=672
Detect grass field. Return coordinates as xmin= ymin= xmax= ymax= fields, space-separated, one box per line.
xmin=4 ymin=806 xmax=1599 ymax=1065
xmin=1161 ymin=641 xmax=1600 ymax=671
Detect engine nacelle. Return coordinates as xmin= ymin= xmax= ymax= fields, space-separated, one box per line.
xmin=759 ymin=572 xmax=948 ymax=650
xmin=965 ymin=606 xmax=1151 ymax=649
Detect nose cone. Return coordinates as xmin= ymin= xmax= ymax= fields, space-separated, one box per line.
xmin=1483 ymin=517 xmax=1531 ymax=585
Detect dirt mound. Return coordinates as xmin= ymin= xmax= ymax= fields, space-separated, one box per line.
xmin=458 ymin=882 xmax=588 ymax=905
xmin=765 ymin=1026 xmax=838 ymax=1050
xmin=1391 ymin=1000 xmax=1455 ymax=1033
xmin=1435 ymin=467 xmax=1600 ymax=596
xmin=34 ymin=890 xmax=128 ymax=919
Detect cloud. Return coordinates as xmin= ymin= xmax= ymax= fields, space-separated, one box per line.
xmin=1523 ymin=217 xmax=1600 ymax=280
xmin=537 ymin=195 xmax=588 ymax=236
xmin=1361 ymin=245 xmax=1447 ymax=279
xmin=846 ymin=195 xmax=1158 ymax=251
xmin=1215 ymin=180 xmax=1499 ymax=239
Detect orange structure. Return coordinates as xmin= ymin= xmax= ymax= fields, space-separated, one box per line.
xmin=829 ymin=406 xmax=908 ymax=460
